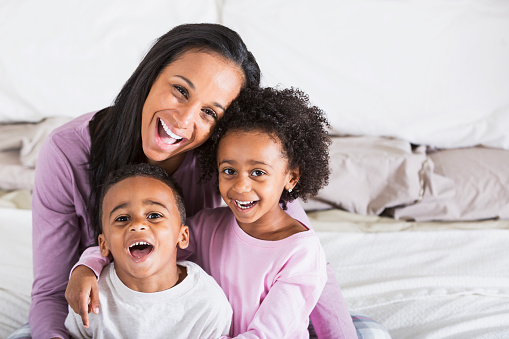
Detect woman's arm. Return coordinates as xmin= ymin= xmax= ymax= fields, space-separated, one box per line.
xmin=30 ymin=137 xmax=85 ymax=339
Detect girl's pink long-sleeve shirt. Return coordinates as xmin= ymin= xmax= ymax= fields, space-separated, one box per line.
xmin=185 ymin=206 xmax=327 ymax=338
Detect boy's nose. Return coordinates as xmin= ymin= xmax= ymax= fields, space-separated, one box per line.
xmin=130 ymin=221 xmax=147 ymax=232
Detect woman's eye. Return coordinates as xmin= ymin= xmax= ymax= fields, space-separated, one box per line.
xmin=115 ymin=215 xmax=130 ymax=222
xmin=202 ymin=108 xmax=218 ymax=120
xmin=148 ymin=213 xmax=162 ymax=219
xmin=173 ymin=85 xmax=188 ymax=99
xmin=252 ymin=170 xmax=266 ymax=177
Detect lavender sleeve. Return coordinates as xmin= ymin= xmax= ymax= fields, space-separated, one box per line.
xmin=30 ymin=113 xmax=99 ymax=339
xmin=30 ymin=135 xmax=90 ymax=338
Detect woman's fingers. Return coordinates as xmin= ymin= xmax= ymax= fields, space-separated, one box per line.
xmin=90 ymin=282 xmax=100 ymax=315
xmin=65 ymin=265 xmax=100 ymax=328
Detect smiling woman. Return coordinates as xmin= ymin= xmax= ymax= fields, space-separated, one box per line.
xmin=28 ymin=23 xmax=260 ymax=339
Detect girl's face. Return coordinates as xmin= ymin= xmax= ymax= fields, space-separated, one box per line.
xmin=141 ymin=50 xmax=244 ymax=174
xmin=98 ymin=176 xmax=189 ymax=292
xmin=217 ymin=130 xmax=300 ymax=231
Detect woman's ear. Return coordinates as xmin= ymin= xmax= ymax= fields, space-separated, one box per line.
xmin=178 ymin=225 xmax=189 ymax=249
xmin=285 ymin=167 xmax=301 ymax=192
xmin=98 ymin=234 xmax=110 ymax=257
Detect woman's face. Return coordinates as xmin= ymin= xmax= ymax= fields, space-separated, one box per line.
xmin=141 ymin=50 xmax=244 ymax=173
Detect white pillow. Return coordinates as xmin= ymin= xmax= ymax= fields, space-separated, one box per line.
xmin=0 ymin=0 xmax=218 ymax=122
xmin=223 ymin=0 xmax=509 ymax=150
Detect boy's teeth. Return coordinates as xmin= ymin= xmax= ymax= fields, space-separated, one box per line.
xmin=160 ymin=119 xmax=183 ymax=140
xmin=130 ymin=241 xmax=150 ymax=248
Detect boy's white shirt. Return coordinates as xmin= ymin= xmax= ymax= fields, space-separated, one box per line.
xmin=65 ymin=260 xmax=232 ymax=339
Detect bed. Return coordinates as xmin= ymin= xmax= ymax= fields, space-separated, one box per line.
xmin=1 ymin=1 xmax=509 ymax=338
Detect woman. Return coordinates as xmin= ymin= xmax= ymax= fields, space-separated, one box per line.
xmin=21 ymin=23 xmax=381 ymax=339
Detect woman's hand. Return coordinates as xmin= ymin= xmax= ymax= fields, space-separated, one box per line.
xmin=65 ymin=265 xmax=100 ymax=328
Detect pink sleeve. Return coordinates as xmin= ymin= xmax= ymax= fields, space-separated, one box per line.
xmin=286 ymin=200 xmax=357 ymax=337
xmin=310 ymin=264 xmax=357 ymax=338
xmin=70 ymin=246 xmax=110 ymax=279
xmin=227 ymin=237 xmax=327 ymax=339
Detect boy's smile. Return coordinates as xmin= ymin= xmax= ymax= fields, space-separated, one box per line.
xmin=99 ymin=176 xmax=189 ymax=292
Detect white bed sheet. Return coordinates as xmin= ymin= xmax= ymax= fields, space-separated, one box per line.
xmin=310 ymin=211 xmax=509 ymax=339
xmin=1 ymin=205 xmax=508 ymax=338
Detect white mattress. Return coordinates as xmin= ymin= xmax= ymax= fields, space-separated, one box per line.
xmin=1 ymin=205 xmax=508 ymax=338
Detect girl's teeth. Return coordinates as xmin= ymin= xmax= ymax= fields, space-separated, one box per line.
xmin=160 ymin=119 xmax=183 ymax=141
xmin=236 ymin=200 xmax=255 ymax=209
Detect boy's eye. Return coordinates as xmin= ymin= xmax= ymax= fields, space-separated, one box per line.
xmin=115 ymin=215 xmax=130 ymax=222
xmin=252 ymin=170 xmax=266 ymax=177
xmin=148 ymin=212 xmax=163 ymax=219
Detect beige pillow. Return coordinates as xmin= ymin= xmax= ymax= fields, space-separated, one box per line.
xmin=303 ymin=136 xmax=427 ymax=215
xmin=387 ymin=147 xmax=509 ymax=221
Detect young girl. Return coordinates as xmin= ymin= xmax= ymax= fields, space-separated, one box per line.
xmin=180 ymin=86 xmax=354 ymax=338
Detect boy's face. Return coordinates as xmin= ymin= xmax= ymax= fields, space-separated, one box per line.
xmin=98 ymin=176 xmax=188 ymax=291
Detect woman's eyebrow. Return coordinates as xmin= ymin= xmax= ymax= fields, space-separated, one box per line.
xmin=175 ymin=75 xmax=225 ymax=111
xmin=175 ymin=75 xmax=194 ymax=90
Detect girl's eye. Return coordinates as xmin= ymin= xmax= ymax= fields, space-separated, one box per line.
xmin=148 ymin=212 xmax=163 ymax=219
xmin=252 ymin=170 xmax=266 ymax=177
xmin=202 ymin=108 xmax=218 ymax=121
xmin=173 ymin=85 xmax=188 ymax=99
xmin=115 ymin=215 xmax=130 ymax=222
xmin=222 ymin=168 xmax=236 ymax=176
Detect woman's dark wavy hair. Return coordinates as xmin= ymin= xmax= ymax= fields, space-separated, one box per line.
xmin=95 ymin=163 xmax=186 ymax=241
xmin=197 ymin=86 xmax=331 ymax=210
xmin=88 ymin=23 xmax=260 ymax=231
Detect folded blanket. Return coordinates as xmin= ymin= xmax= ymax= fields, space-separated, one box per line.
xmin=0 ymin=117 xmax=69 ymax=190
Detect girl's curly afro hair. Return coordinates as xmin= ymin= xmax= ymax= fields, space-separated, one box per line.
xmin=198 ymin=86 xmax=331 ymax=210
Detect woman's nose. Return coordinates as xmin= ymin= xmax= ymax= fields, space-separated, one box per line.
xmin=176 ymin=102 xmax=200 ymax=128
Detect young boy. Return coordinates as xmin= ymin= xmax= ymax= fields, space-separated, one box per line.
xmin=64 ymin=163 xmax=232 ymax=339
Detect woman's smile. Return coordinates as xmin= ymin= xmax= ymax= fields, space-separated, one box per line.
xmin=158 ymin=118 xmax=183 ymax=144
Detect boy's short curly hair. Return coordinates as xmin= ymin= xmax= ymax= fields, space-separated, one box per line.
xmin=95 ymin=163 xmax=186 ymax=239
xmin=198 ymin=86 xmax=331 ymax=210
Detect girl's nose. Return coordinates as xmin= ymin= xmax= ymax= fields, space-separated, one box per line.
xmin=233 ymin=176 xmax=251 ymax=193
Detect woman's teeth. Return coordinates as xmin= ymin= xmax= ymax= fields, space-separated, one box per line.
xmin=160 ymin=119 xmax=183 ymax=141
xmin=235 ymin=200 xmax=256 ymax=209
